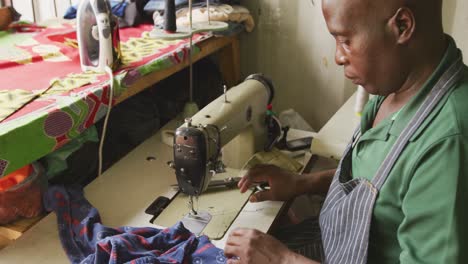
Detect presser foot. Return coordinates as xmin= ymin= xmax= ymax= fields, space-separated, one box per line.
xmin=181 ymin=211 xmax=212 ymax=236
xmin=182 ymin=195 xmax=211 ymax=235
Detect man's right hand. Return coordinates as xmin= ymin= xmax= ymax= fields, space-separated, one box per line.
xmin=238 ymin=165 xmax=336 ymax=203
xmin=238 ymin=164 xmax=301 ymax=202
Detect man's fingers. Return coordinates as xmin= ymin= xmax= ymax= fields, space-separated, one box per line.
xmin=227 ymin=259 xmax=241 ymax=264
xmin=225 ymin=228 xmax=250 ymax=248
xmin=238 ymin=178 xmax=252 ymax=193
xmin=229 ymin=228 xmax=252 ymax=237
xmin=224 ymin=244 xmax=243 ymax=257
xmin=239 ymin=176 xmax=267 ymax=193
xmin=224 ymin=245 xmax=244 ymax=264
xmin=238 ymin=176 xmax=247 ymax=188
xmin=240 ymin=172 xmax=268 ymax=189
xmin=225 ymin=229 xmax=259 ymax=262
xmin=238 ymin=164 xmax=283 ymax=193
xmin=225 ymin=233 xmax=247 ymax=259
xmin=250 ymin=190 xmax=273 ymax=202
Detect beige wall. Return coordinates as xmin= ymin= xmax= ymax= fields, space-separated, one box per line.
xmin=239 ymin=0 xmax=353 ymax=130
xmin=11 ymin=0 xmax=75 ymax=22
xmin=444 ymin=0 xmax=468 ymax=57
xmin=239 ymin=0 xmax=468 ymax=130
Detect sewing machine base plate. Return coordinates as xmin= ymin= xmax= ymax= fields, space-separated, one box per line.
xmin=152 ymin=168 xmax=251 ymax=240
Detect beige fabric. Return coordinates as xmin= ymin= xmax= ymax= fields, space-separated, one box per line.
xmin=0 ymin=89 xmax=36 ymax=122
xmin=241 ymin=148 xmax=304 ymax=173
xmin=153 ymin=5 xmax=255 ymax=32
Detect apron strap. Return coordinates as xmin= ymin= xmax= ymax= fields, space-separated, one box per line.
xmin=371 ymin=53 xmax=464 ymax=190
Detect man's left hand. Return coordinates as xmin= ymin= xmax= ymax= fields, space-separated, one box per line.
xmin=224 ymin=228 xmax=294 ymax=264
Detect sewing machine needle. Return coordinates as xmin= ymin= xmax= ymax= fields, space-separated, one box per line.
xmin=189 ymin=195 xmax=198 ymax=215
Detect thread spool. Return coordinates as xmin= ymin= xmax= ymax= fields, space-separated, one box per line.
xmin=164 ymin=0 xmax=177 ymax=33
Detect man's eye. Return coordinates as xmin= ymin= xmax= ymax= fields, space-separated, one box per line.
xmin=339 ymin=39 xmax=349 ymax=45
xmin=338 ymin=39 xmax=351 ymax=51
xmin=336 ymin=37 xmax=349 ymax=45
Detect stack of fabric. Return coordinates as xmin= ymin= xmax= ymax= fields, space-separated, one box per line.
xmin=63 ymin=0 xmax=254 ymax=33
xmin=152 ymin=4 xmax=255 ymax=33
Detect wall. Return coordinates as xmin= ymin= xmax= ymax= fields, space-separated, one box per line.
xmin=239 ymin=0 xmax=468 ymax=130
xmin=444 ymin=0 xmax=468 ymax=58
xmin=10 ymin=0 xmax=78 ymax=22
xmin=239 ymin=0 xmax=353 ymax=130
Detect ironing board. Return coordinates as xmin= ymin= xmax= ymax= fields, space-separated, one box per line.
xmin=0 ymin=19 xmax=240 ymax=178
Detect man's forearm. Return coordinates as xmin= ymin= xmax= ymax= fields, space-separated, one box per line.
xmin=295 ymin=169 xmax=336 ymax=196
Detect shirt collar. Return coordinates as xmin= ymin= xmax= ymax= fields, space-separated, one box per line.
xmin=358 ymin=96 xmax=390 ymax=141
xmin=386 ymin=35 xmax=461 ymax=137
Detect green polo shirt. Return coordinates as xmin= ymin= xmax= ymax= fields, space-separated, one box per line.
xmin=352 ymin=37 xmax=468 ymax=264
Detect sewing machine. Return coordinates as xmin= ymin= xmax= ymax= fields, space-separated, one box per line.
xmin=148 ymin=74 xmax=279 ymax=235
xmin=171 ymin=74 xmax=274 ymax=196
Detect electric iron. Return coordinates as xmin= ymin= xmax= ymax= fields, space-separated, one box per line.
xmin=76 ymin=0 xmax=121 ymax=72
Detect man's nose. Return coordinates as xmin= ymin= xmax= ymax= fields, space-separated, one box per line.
xmin=335 ymin=46 xmax=348 ymax=66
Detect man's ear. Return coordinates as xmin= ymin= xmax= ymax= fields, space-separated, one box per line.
xmin=388 ymin=7 xmax=415 ymax=44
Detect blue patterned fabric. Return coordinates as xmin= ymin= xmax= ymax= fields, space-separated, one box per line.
xmin=44 ymin=185 xmax=227 ymax=264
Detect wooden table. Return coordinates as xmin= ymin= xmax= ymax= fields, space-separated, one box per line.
xmin=0 ymin=119 xmax=289 ymax=262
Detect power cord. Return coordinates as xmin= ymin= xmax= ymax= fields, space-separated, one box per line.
xmin=98 ymin=66 xmax=115 ymax=177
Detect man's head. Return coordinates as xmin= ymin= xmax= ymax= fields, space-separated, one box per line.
xmin=322 ymin=0 xmax=444 ymax=95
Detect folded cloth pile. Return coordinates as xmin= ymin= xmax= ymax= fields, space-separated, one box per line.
xmin=153 ymin=4 xmax=255 ymax=32
xmin=44 ymin=185 xmax=227 ymax=264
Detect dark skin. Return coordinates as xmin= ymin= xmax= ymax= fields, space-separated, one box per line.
xmin=224 ymin=0 xmax=447 ymax=263
xmin=323 ymin=0 xmax=446 ymax=126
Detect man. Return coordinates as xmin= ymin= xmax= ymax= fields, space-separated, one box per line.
xmin=224 ymin=0 xmax=468 ymax=263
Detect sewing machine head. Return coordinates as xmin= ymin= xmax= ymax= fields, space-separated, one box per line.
xmin=172 ymin=74 xmax=276 ymax=196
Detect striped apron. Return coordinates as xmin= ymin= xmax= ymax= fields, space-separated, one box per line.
xmin=319 ymin=53 xmax=464 ymax=264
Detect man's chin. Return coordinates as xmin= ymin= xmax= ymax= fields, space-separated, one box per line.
xmin=351 ymin=79 xmax=362 ymax=86
xmin=359 ymin=84 xmax=380 ymax=96
xmin=357 ymin=83 xmax=399 ymax=98
xmin=352 ymin=81 xmax=384 ymax=96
